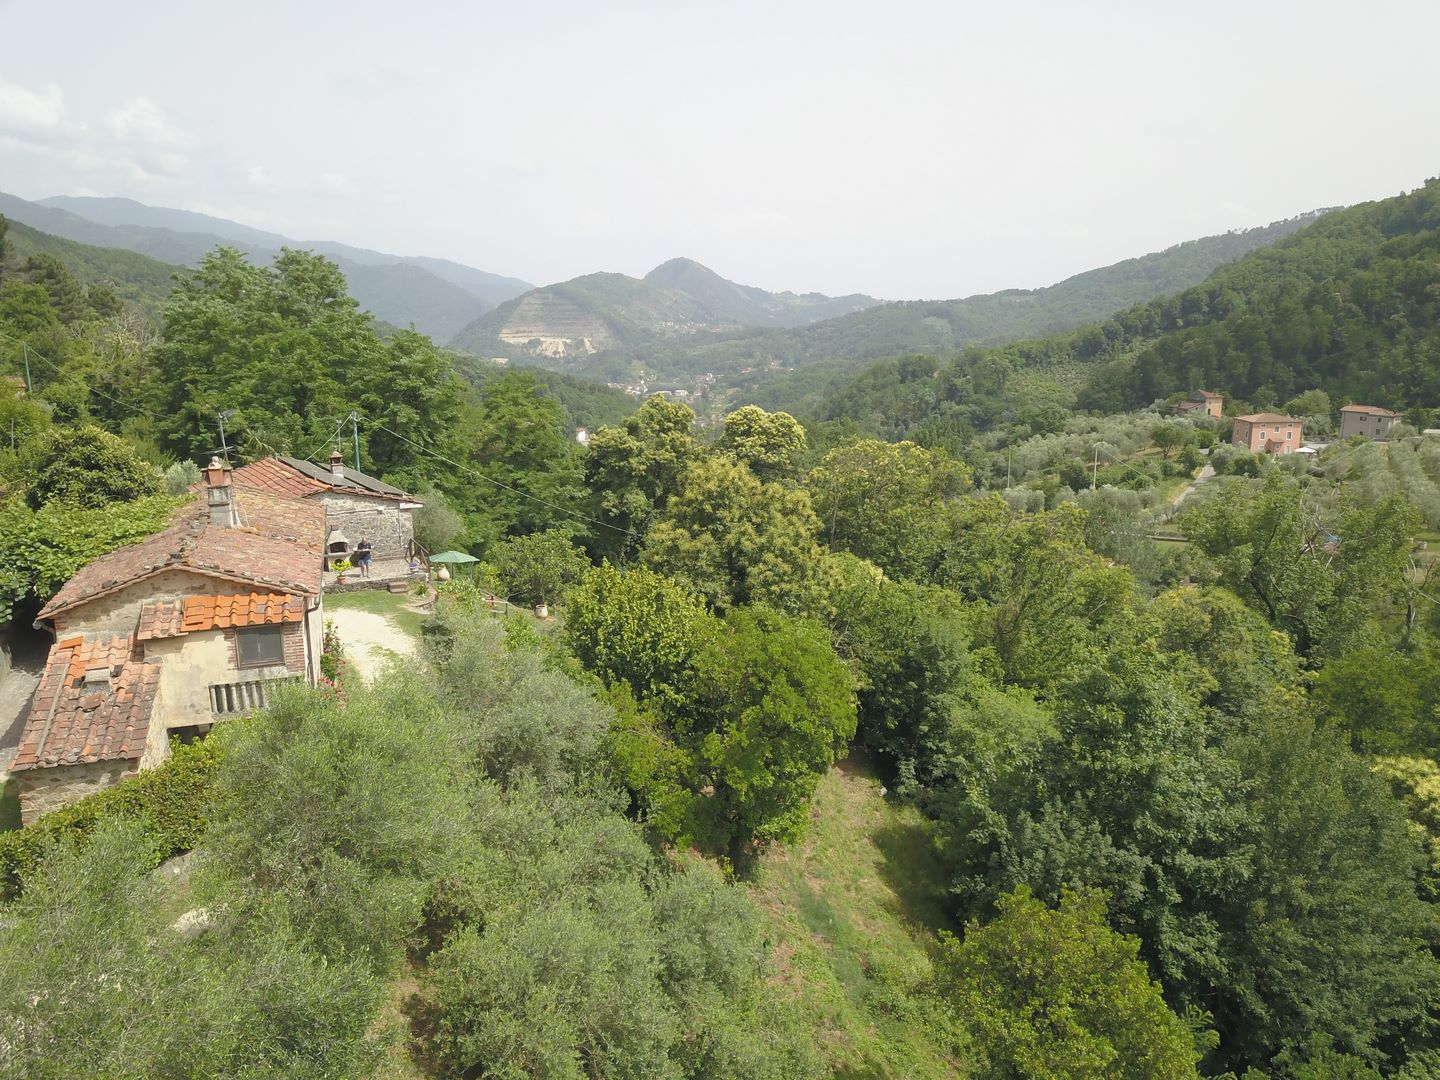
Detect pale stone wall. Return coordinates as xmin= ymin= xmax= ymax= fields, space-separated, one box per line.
xmin=50 ymin=569 xmax=228 ymax=637
xmin=17 ymin=759 xmax=137 ymax=825
xmin=1339 ymin=412 xmax=1399 ymax=440
xmin=320 ymin=492 xmax=416 ymax=562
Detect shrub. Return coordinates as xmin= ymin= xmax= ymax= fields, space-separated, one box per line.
xmin=0 ymin=738 xmax=220 ymax=899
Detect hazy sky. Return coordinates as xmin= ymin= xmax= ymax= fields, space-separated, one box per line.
xmin=1 ymin=0 xmax=1436 ymax=299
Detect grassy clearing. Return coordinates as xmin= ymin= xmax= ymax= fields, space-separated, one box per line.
xmin=325 ymin=589 xmax=430 ymax=641
xmin=750 ymin=755 xmax=964 ymax=1079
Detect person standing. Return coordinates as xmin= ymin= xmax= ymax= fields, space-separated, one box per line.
xmin=355 ymin=536 xmax=373 ymax=579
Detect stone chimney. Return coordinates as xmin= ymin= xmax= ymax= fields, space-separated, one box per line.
xmin=204 ymin=456 xmax=236 ymax=527
xmin=330 ymin=448 xmax=345 ymax=483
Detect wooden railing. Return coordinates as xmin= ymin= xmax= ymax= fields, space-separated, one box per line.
xmin=209 ymin=677 xmax=302 ymax=716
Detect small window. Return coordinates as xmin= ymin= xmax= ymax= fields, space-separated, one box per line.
xmin=237 ymin=626 xmax=285 ymax=669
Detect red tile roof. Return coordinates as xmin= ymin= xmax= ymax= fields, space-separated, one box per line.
xmin=182 ymin=592 xmax=304 ymax=632
xmin=228 ymin=457 xmax=330 ymax=498
xmin=8 ymin=635 xmax=160 ymax=772
xmin=1339 ymin=404 xmax=1399 ymax=417
xmin=1235 ymin=413 xmax=1301 ymax=424
xmin=225 ymin=456 xmax=413 ymax=502
xmin=1190 ymin=389 xmax=1223 ymax=399
xmin=37 ymin=486 xmax=325 ymax=623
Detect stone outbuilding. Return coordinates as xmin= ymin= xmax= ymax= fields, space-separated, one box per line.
xmin=227 ymin=452 xmax=423 ymax=569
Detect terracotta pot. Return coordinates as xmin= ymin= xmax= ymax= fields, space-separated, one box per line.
xmin=436 ymin=566 xmax=451 ymax=582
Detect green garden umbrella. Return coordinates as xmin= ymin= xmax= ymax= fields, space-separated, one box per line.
xmin=427 ymin=550 xmax=479 ymax=564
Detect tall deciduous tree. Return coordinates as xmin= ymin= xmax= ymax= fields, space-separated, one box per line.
xmin=806 ymin=438 xmax=971 ymax=580
xmin=715 ymin=405 xmax=807 ymax=482
xmin=937 ymin=886 xmax=1203 ymax=1080
xmin=644 ymin=456 xmax=833 ymax=615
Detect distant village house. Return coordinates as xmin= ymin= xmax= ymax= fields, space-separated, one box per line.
xmin=1231 ymin=413 xmax=1303 ymax=454
xmin=1173 ymin=389 xmax=1224 ymax=418
xmin=1338 ymin=404 xmax=1400 ymax=441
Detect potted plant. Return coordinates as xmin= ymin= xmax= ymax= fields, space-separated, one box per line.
xmin=330 ymin=558 xmax=353 ymax=581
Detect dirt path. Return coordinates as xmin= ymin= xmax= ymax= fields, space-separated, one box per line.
xmin=327 ymin=608 xmax=417 ymax=685
xmin=1171 ymin=461 xmax=1216 ymax=508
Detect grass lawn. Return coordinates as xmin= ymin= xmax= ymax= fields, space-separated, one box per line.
xmin=749 ymin=755 xmax=964 ymax=1078
xmin=324 ymin=588 xmax=430 ymax=641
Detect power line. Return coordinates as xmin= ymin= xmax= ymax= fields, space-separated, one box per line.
xmin=0 ymin=329 xmax=149 ymax=419
xmin=368 ymin=419 xmax=635 ymax=538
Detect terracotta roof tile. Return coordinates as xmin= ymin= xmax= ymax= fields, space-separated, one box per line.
xmin=1339 ymin=404 xmax=1399 ymax=417
xmin=8 ymin=635 xmax=160 ymax=773
xmin=176 ymin=592 xmax=305 ymax=633
xmin=136 ymin=599 xmax=186 ymax=641
xmin=227 ymin=457 xmax=330 ymax=499
xmin=38 ymin=486 xmax=325 ymax=622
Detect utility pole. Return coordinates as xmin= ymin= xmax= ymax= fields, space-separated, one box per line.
xmin=1091 ymin=445 xmax=1099 ymax=490
xmin=350 ymin=411 xmax=361 ymax=472
xmin=21 ymin=343 xmax=32 ymax=393
xmin=217 ymin=409 xmax=236 ymax=463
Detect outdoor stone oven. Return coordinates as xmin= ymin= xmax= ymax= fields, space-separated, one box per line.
xmin=326 ymin=527 xmax=351 ymax=568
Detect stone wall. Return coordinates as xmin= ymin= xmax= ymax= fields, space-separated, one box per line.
xmin=51 ymin=569 xmax=229 ymax=637
xmin=17 ymin=759 xmax=138 ymax=825
xmin=320 ymin=492 xmax=416 ymax=562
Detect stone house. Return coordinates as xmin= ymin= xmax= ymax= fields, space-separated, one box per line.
xmin=1338 ymin=404 xmax=1400 ymax=441
xmin=1231 ymin=413 xmax=1304 ymax=454
xmin=1174 ymin=389 xmax=1224 ymax=418
xmin=227 ymin=451 xmax=423 ymax=569
xmin=8 ymin=461 xmax=325 ymax=824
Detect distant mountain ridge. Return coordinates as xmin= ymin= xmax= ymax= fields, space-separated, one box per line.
xmin=0 ymin=192 xmax=532 ymax=340
xmin=449 ymin=258 xmax=881 ymax=360
xmin=450 ymin=215 xmax=1328 ymax=384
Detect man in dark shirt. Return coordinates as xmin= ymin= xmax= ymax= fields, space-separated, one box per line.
xmin=355 ymin=537 xmax=373 ymax=578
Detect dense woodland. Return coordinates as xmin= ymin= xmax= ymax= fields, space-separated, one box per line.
xmin=3 ymin=183 xmax=1440 ymax=1078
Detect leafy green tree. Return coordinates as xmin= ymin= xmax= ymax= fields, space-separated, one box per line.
xmin=678 ymin=606 xmax=856 ymax=850
xmin=0 ymin=821 xmax=385 ymax=1079
xmin=932 ymin=496 xmax=1134 ymax=690
xmin=936 ymin=886 xmax=1203 ymax=1080
xmin=0 ymin=493 xmax=176 ymax=622
xmin=491 ymin=528 xmax=590 ymax=607
xmin=25 ymin=423 xmax=160 ymax=508
xmin=208 ymin=674 xmax=475 ymax=972
xmin=584 ymin=393 xmax=699 ymax=561
xmin=1182 ymin=475 xmax=1418 ymax=657
xmin=827 ymin=566 xmax=975 ymax=780
xmin=806 ymin=438 xmax=971 ymax=580
xmin=1149 ymin=419 xmax=1191 ymax=458
xmin=1311 ymin=643 xmax=1440 ymax=754
xmin=643 ymin=456 xmax=833 ymax=614
xmin=715 ymin=404 xmax=807 ymax=481
xmin=460 ymin=370 xmax=582 ymax=544
xmin=564 ymin=563 xmax=711 ymax=709
xmin=412 ymin=484 xmax=465 ymax=553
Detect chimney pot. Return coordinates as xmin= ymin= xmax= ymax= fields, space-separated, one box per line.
xmin=330 ymin=449 xmax=344 ymax=482
xmin=205 ymin=456 xmax=236 ymax=528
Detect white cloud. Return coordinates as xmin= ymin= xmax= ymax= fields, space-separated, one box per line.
xmin=105 ymin=97 xmax=182 ymax=145
xmin=0 ymin=80 xmax=70 ymax=134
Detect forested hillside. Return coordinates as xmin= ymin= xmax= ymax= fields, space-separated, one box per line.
xmin=447 ymin=258 xmax=880 ymax=363
xmin=0 ymin=191 xmax=531 ymax=341
xmin=4 ymin=200 xmax=1440 ymax=1079
xmin=2 ymin=219 xmax=181 ymax=316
